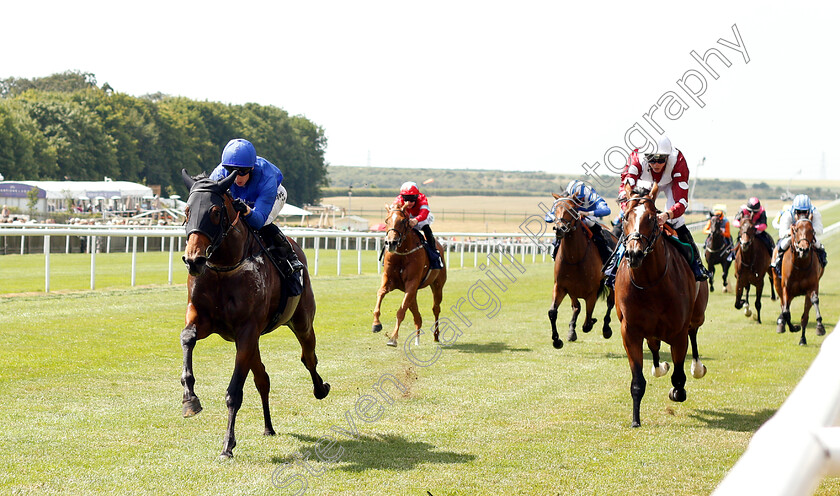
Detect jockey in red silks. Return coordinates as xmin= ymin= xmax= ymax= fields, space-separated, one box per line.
xmin=391 ymin=181 xmax=443 ymax=269
xmin=607 ymin=135 xmax=710 ymax=282
xmin=733 ymin=197 xmax=775 ymax=256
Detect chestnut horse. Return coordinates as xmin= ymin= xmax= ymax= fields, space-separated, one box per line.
xmin=773 ymin=218 xmax=825 ymax=345
xmin=179 ymin=171 xmax=329 ymax=459
xmin=703 ymin=214 xmax=732 ymax=293
xmin=615 ymin=183 xmax=709 ymax=427
xmin=547 ymin=194 xmax=614 ymax=349
xmin=733 ymin=216 xmax=775 ymax=324
xmin=372 ymin=205 xmax=447 ymax=347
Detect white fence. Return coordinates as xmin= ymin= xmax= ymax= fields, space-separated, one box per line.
xmin=0 ymin=225 xmax=555 ymax=292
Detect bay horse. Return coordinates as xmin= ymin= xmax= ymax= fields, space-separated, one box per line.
xmin=547 ymin=194 xmax=614 ymax=348
xmin=615 ymin=183 xmax=709 ymax=427
xmin=704 ymin=214 xmax=732 ymax=293
xmin=773 ymin=217 xmax=825 ymax=345
xmin=733 ymin=216 xmax=775 ymax=324
xmin=371 ymin=205 xmax=447 ymax=347
xmin=179 ymin=170 xmax=329 ymax=459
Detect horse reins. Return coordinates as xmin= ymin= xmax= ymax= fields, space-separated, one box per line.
xmin=623 ymin=197 xmax=670 ymax=289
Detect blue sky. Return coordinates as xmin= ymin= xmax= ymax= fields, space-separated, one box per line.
xmin=5 ymin=1 xmax=839 ymax=180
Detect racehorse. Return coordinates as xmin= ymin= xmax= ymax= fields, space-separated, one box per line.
xmin=547 ymin=194 xmax=614 ymax=348
xmin=733 ymin=216 xmax=775 ymax=324
xmin=615 ymin=183 xmax=709 ymax=427
xmin=372 ymin=204 xmax=447 ymax=347
xmin=179 ymin=170 xmax=330 ymax=459
xmin=703 ymin=214 xmax=732 ymax=293
xmin=773 ymin=217 xmax=825 ymax=345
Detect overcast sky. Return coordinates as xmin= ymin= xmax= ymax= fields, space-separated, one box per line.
xmin=5 ymin=1 xmax=839 ymax=181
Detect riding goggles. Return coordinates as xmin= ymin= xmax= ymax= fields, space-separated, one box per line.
xmin=645 ymin=154 xmax=669 ymax=164
xmin=224 ymin=165 xmax=253 ymax=175
xmin=401 ymin=194 xmax=418 ymax=202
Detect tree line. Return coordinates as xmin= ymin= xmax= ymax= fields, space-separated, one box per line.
xmin=0 ymin=71 xmax=328 ymax=204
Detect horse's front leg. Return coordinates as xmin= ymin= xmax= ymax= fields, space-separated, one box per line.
xmin=250 ymin=344 xmax=275 ymax=436
xmin=767 ymin=268 xmax=777 ymax=301
xmin=372 ymin=276 xmax=392 ymax=333
xmin=221 ymin=336 xmax=257 ymax=459
xmin=568 ymin=297 xmax=581 ymax=342
xmin=707 ymin=260 xmax=716 ymax=292
xmin=181 ymin=307 xmax=208 ymax=417
xmin=777 ymin=290 xmax=791 ymax=334
xmin=798 ymin=296 xmax=812 ymax=346
xmin=623 ymin=331 xmax=646 ymax=428
xmin=742 ymin=286 xmax=753 ymax=318
xmin=548 ymin=284 xmax=567 ymax=349
xmin=721 ymin=260 xmax=731 ymax=292
xmin=408 ymin=297 xmax=423 ymax=346
xmin=733 ymin=278 xmax=745 ymax=310
xmin=754 ymin=280 xmax=763 ymax=324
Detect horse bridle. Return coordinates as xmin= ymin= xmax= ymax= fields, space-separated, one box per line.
xmin=186 ymin=187 xmax=240 ymax=260
xmin=385 ymin=211 xmax=424 ymax=256
xmin=622 ymin=197 xmax=662 ymax=260
xmin=792 ymin=218 xmax=815 ymax=262
xmin=705 ymin=216 xmax=726 ymax=254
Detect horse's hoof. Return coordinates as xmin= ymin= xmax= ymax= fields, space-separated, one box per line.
xmin=552 ymin=338 xmax=564 ymax=349
xmin=817 ymin=323 xmax=826 ymax=336
xmin=182 ymin=398 xmax=203 ymax=417
xmin=218 ymin=452 xmax=233 ymax=461
xmin=691 ymin=361 xmax=707 ymax=379
xmin=567 ymin=330 xmax=577 ymax=342
xmin=793 ymin=325 xmax=801 ymax=333
xmin=710 ymin=286 xmax=715 ymax=292
xmin=372 ymin=323 xmax=383 ymax=333
xmin=583 ymin=319 xmax=596 ymax=333
xmin=752 ymin=312 xmax=758 ymax=321
xmin=669 ymin=387 xmax=687 ymax=402
xmin=315 ymin=383 xmax=330 ymax=400
xmin=631 ymin=420 xmax=641 ymax=428
xmin=777 ymin=320 xmax=786 ymax=333
xmin=744 ymin=309 xmax=752 ymax=318
xmin=799 ymin=337 xmax=807 ymax=346
xmin=603 ymin=326 xmax=613 ymax=340
xmin=652 ymin=362 xmax=670 ymax=378
xmin=723 ymin=286 xmax=729 ymax=293
xmin=264 ymin=428 xmax=276 ymax=436
xmin=386 ymin=338 xmax=398 ymax=347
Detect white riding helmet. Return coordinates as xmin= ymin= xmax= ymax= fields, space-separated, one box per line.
xmin=655 ymin=135 xmax=672 ymax=156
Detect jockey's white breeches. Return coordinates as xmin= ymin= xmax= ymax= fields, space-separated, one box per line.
xmin=265 ymin=184 xmax=287 ymax=227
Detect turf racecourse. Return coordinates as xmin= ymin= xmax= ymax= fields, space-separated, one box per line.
xmin=1 ymin=241 xmax=839 ymax=495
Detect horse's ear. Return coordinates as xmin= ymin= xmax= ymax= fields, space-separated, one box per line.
xmin=219 ymin=170 xmax=238 ymax=192
xmin=552 ymin=193 xmax=561 ymax=199
xmin=385 ymin=203 xmax=392 ymax=211
xmin=623 ymin=183 xmax=633 ymax=200
xmin=649 ymin=182 xmax=660 ymax=200
xmin=181 ymin=169 xmax=196 ymax=191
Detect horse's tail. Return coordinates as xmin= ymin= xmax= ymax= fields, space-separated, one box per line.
xmin=597 ymin=276 xmax=608 ymax=301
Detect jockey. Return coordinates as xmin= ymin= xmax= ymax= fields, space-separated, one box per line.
xmin=771 ymin=194 xmax=827 ymax=275
xmin=607 ymin=135 xmax=710 ymax=282
xmin=544 ymin=180 xmax=613 ymax=263
xmin=391 ymin=181 xmax=443 ymax=269
xmin=703 ymin=205 xmax=734 ymax=260
xmin=209 ymin=138 xmax=305 ymax=285
xmin=733 ymin=197 xmax=774 ymax=256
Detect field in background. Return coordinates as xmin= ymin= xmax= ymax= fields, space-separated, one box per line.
xmin=1 ymin=237 xmax=839 ymax=495
xmin=317 ymin=195 xmax=838 ymax=233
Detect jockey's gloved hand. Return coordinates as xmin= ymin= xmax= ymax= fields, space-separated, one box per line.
xmin=232 ymin=199 xmax=249 ymax=214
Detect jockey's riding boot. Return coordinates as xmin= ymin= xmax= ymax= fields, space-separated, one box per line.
xmin=602 ymin=243 xmax=624 ymax=289
xmin=421 ymin=225 xmax=444 ymax=269
xmin=771 ymin=246 xmax=786 ymax=277
xmin=817 ymin=246 xmax=828 ymax=267
xmin=551 ymin=237 xmax=561 ymax=260
xmin=259 ymin=224 xmax=305 ymax=278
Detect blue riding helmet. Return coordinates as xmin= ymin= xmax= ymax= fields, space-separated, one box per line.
xmin=220 ymin=139 xmax=257 ymax=170
xmin=565 ymin=180 xmax=586 ymax=201
xmin=792 ymin=194 xmax=812 ymax=213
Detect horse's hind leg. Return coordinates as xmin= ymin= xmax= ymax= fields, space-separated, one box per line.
xmin=798 ymin=296 xmax=812 ymax=346
xmin=549 ymin=285 xmax=566 ymax=349
xmin=251 ymin=346 xmax=275 ymax=436
xmin=689 ymin=328 xmax=707 ymax=379
xmin=707 ymin=262 xmax=716 ymax=292
xmin=602 ymin=287 xmax=614 ymax=339
xmin=623 ymin=334 xmax=646 ymax=427
xmin=648 ymin=338 xmax=669 ymax=377
xmin=290 ymin=320 xmax=330 ymax=400
xmin=812 ymin=292 xmax=825 ymax=336
xmin=581 ymin=294 xmax=598 ymax=335
xmin=408 ymin=298 xmax=423 ymax=346
xmin=722 ymin=260 xmax=731 ymax=293
xmin=742 ymin=286 xmax=752 ymax=318
xmin=667 ymin=334 xmax=689 ymax=403
xmin=754 ymin=281 xmax=763 ymax=324
xmin=568 ymin=297 xmax=581 ymax=342
xmin=768 ymin=268 xmax=776 ymax=301
xmin=180 ymin=323 xmax=203 ymax=417
xmin=221 ymin=342 xmax=256 ymax=458
xmin=431 ymin=279 xmax=444 ymax=342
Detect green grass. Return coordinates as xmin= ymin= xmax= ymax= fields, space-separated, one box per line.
xmin=1 ymin=241 xmax=839 ymax=495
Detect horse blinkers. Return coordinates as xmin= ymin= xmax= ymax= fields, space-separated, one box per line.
xmin=182 ymin=173 xmax=237 ymax=275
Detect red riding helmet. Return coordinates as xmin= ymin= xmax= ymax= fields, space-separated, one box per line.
xmin=400 ymin=181 xmax=420 ymax=199
xmin=746 ymin=197 xmax=761 ymax=212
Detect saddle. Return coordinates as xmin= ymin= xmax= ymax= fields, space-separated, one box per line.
xmin=413 ymin=229 xmax=444 ymax=270
xmin=663 ymin=224 xmax=695 ymax=264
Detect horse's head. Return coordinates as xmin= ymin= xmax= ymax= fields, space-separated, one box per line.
xmin=709 ymin=214 xmax=723 ymax=236
xmin=181 ymin=169 xmax=238 ymax=276
xmin=384 ymin=204 xmax=410 ymax=253
xmin=550 ymin=193 xmax=580 ymax=240
xmin=792 ymin=218 xmax=815 ymax=260
xmin=622 ymin=182 xmax=661 ymax=269
xmin=738 ymin=216 xmax=755 ymax=249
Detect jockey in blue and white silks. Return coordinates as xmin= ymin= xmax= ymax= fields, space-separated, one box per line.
xmin=771 ymin=194 xmax=827 ymax=274
xmin=545 ymin=180 xmax=614 ymax=264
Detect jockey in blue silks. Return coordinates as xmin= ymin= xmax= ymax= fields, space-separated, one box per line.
xmin=209 ymin=138 xmax=304 ymax=285
xmin=545 ymin=180 xmax=613 ymax=264
xmin=770 ymin=194 xmax=827 ymax=275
